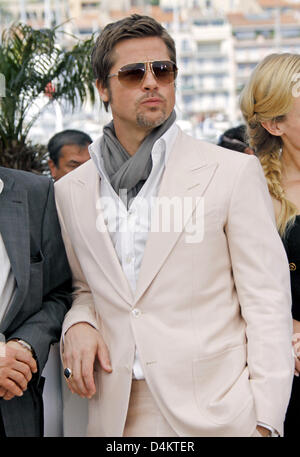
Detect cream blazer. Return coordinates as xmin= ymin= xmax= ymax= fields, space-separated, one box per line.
xmin=55 ymin=128 xmax=294 ymax=437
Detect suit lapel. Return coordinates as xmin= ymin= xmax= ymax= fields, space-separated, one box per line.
xmin=0 ymin=172 xmax=30 ymax=332
xmin=70 ymin=131 xmax=218 ymax=307
xmin=70 ymin=164 xmax=134 ymax=306
xmin=134 ymin=131 xmax=218 ymax=304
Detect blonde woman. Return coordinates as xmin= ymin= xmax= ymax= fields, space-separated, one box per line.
xmin=240 ymin=53 xmax=300 ymax=436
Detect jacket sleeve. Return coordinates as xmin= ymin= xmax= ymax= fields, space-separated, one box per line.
xmin=225 ymin=155 xmax=294 ymax=436
xmin=54 ymin=191 xmax=100 ymax=347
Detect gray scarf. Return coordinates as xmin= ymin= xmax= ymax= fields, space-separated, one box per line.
xmin=101 ymin=110 xmax=176 ymax=208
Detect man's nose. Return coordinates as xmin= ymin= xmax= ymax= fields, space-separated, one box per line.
xmin=141 ymin=64 xmax=158 ymax=91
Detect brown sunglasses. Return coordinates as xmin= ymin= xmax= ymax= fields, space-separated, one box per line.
xmin=108 ymin=60 xmax=178 ymax=88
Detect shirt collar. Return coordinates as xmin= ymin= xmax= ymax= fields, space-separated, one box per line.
xmin=0 ymin=179 xmax=4 ymax=195
xmin=89 ymin=120 xmax=178 ymax=178
xmin=152 ymin=121 xmax=178 ymax=167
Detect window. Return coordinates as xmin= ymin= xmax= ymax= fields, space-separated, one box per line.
xmin=81 ymin=2 xmax=100 ymax=9
xmin=183 ymin=95 xmax=193 ymax=105
xmin=181 ymin=39 xmax=192 ymax=52
xmin=197 ymin=43 xmax=220 ymax=53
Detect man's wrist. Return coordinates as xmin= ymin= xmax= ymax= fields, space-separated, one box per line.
xmin=9 ymin=339 xmax=35 ymax=357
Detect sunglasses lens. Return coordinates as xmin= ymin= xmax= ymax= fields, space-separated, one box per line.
xmin=118 ymin=63 xmax=145 ymax=87
xmin=116 ymin=61 xmax=178 ymax=87
xmin=152 ymin=61 xmax=177 ymax=84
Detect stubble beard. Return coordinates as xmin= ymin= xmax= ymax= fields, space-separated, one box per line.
xmin=136 ymin=107 xmax=167 ymax=130
xmin=108 ymin=86 xmax=171 ymax=130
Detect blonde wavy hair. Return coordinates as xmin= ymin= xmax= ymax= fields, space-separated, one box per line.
xmin=240 ymin=53 xmax=300 ymax=237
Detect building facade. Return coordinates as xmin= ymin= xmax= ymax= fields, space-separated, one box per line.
xmin=3 ymin=0 xmax=300 ymax=141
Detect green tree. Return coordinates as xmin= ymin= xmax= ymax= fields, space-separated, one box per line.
xmin=0 ymin=23 xmax=96 ymax=172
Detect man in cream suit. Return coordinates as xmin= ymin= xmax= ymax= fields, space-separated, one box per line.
xmin=55 ymin=15 xmax=294 ymax=437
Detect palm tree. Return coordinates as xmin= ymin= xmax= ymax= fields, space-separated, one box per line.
xmin=0 ymin=23 xmax=96 ymax=172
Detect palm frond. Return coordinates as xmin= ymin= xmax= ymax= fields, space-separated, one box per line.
xmin=0 ymin=22 xmax=97 ymax=171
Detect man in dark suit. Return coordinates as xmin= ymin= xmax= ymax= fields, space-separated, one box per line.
xmin=0 ymin=167 xmax=72 ymax=437
xmin=47 ymin=129 xmax=92 ymax=181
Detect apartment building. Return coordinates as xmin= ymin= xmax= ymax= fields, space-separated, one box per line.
xmin=228 ymin=4 xmax=300 ymax=120
xmin=160 ymin=0 xmax=261 ymax=14
xmin=3 ymin=0 xmax=300 ymax=140
xmin=172 ymin=17 xmax=236 ymax=128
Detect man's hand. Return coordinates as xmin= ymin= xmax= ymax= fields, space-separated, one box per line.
xmin=294 ymin=352 xmax=300 ymax=377
xmin=256 ymin=425 xmax=271 ymax=437
xmin=0 ymin=341 xmax=37 ymax=400
xmin=63 ymin=322 xmax=112 ymax=398
xmin=292 ymin=320 xmax=300 ymax=376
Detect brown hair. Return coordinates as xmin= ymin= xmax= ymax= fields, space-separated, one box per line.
xmin=91 ymin=14 xmax=177 ymax=111
xmin=240 ymin=53 xmax=300 ymax=236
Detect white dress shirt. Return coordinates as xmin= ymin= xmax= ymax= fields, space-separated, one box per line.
xmin=90 ymin=122 xmax=178 ymax=379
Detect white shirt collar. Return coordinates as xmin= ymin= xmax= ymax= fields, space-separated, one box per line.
xmin=0 ymin=179 xmax=4 ymax=195
xmin=89 ymin=121 xmax=178 ymax=178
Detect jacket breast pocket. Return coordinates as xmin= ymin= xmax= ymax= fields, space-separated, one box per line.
xmin=192 ymin=345 xmax=254 ymax=425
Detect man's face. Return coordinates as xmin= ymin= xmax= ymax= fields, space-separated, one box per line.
xmin=97 ymin=36 xmax=176 ymax=137
xmin=48 ymin=143 xmax=91 ymax=181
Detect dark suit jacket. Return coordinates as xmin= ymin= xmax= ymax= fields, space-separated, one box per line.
xmin=0 ymin=167 xmax=72 ymax=437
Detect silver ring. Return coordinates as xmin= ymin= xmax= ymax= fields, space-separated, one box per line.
xmin=64 ymin=367 xmax=73 ymax=380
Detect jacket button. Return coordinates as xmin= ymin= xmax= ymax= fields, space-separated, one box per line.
xmin=132 ymin=308 xmax=141 ymax=318
xmin=289 ymin=263 xmax=297 ymax=271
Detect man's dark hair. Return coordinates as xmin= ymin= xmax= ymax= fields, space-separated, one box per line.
xmin=218 ymin=125 xmax=250 ymax=153
xmin=48 ymin=129 xmax=92 ymax=166
xmin=91 ymin=14 xmax=177 ymax=111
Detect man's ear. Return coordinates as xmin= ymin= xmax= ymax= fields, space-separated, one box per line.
xmin=261 ymin=119 xmax=285 ymax=137
xmin=48 ymin=159 xmax=58 ymax=180
xmin=96 ymin=79 xmax=109 ymax=103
